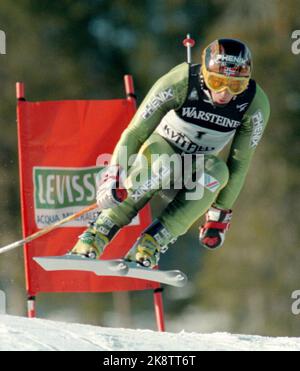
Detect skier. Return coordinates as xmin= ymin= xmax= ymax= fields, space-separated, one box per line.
xmin=69 ymin=38 xmax=270 ymax=268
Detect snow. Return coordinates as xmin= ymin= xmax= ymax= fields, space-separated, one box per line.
xmin=0 ymin=315 xmax=300 ymax=351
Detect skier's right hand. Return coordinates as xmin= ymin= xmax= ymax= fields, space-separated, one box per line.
xmin=96 ymin=165 xmax=128 ymax=209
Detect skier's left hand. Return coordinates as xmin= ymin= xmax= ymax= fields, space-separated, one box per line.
xmin=96 ymin=165 xmax=128 ymax=209
xmin=199 ymin=206 xmax=232 ymax=250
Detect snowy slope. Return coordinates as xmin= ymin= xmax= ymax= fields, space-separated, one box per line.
xmin=0 ymin=315 xmax=300 ymax=351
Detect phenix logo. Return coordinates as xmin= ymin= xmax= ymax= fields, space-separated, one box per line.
xmin=130 ymin=166 xmax=171 ymax=202
xmin=0 ymin=30 xmax=6 ymax=55
xmin=214 ymin=54 xmax=247 ymax=66
xmin=142 ymin=88 xmax=174 ymax=119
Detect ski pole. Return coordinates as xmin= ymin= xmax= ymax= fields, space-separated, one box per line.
xmin=0 ymin=203 xmax=98 ymax=255
xmin=183 ymin=34 xmax=196 ymax=64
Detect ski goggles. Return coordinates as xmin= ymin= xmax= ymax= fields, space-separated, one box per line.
xmin=202 ymin=68 xmax=250 ymax=95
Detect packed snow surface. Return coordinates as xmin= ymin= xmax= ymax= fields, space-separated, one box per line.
xmin=0 ymin=315 xmax=300 ymax=351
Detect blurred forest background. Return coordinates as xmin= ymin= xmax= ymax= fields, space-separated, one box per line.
xmin=0 ymin=0 xmax=300 ymax=337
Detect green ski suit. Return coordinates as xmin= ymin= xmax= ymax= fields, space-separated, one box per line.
xmin=99 ymin=63 xmax=270 ymax=241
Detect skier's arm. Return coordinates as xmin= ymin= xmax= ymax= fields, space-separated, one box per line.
xmin=214 ymin=84 xmax=271 ymax=210
xmin=110 ymin=63 xmax=189 ymax=171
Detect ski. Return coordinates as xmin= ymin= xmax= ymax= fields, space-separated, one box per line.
xmin=124 ymin=261 xmax=188 ymax=288
xmin=34 ymin=256 xmax=188 ymax=287
xmin=33 ymin=255 xmax=129 ymax=276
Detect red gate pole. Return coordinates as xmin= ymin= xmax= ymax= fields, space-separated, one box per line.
xmin=16 ymin=82 xmax=37 ymax=319
xmin=124 ymin=75 xmax=137 ymax=108
xmin=27 ymin=296 xmax=36 ymax=318
xmin=16 ymin=82 xmax=25 ymax=101
xmin=154 ymin=288 xmax=166 ymax=332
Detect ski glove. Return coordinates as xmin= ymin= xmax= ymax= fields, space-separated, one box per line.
xmin=199 ymin=206 xmax=232 ymax=250
xmin=96 ymin=165 xmax=128 ymax=209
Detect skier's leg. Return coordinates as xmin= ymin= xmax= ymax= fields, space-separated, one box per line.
xmin=70 ymin=133 xmax=180 ymax=258
xmin=101 ymin=132 xmax=181 ymax=226
xmin=158 ymin=155 xmax=230 ymax=238
xmin=126 ymin=155 xmax=229 ymax=266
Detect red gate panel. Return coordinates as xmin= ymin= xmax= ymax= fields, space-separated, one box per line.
xmin=17 ymin=96 xmax=159 ymax=296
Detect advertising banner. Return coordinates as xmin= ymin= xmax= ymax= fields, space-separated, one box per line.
xmin=17 ymin=99 xmax=158 ymax=295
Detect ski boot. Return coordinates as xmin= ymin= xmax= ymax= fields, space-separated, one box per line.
xmin=125 ymin=220 xmax=177 ymax=268
xmin=69 ymin=213 xmax=119 ymax=259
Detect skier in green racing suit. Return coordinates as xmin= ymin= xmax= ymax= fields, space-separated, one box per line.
xmin=69 ymin=38 xmax=270 ymax=268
